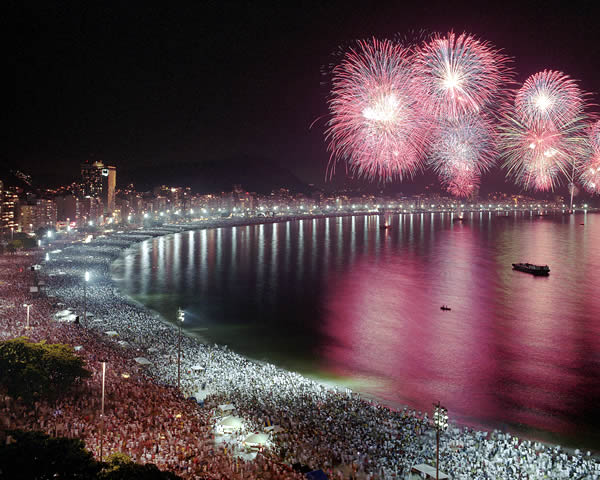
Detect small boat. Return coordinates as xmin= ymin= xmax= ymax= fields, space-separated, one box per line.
xmin=440 ymin=305 xmax=451 ymax=311
xmin=512 ymin=263 xmax=550 ymax=276
xmin=379 ymin=224 xmax=391 ymax=230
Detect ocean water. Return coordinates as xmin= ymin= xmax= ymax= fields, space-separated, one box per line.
xmin=113 ymin=212 xmax=600 ymax=449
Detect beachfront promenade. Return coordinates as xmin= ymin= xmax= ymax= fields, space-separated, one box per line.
xmin=1 ymin=222 xmax=599 ymax=479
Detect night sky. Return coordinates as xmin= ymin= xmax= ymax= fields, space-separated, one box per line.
xmin=13 ymin=1 xmax=600 ymax=192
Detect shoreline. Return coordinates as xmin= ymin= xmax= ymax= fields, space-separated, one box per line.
xmin=106 ymin=216 xmax=597 ymax=443
xmin=21 ymin=216 xmax=600 ymax=478
xmin=105 ymin=216 xmax=595 ymax=452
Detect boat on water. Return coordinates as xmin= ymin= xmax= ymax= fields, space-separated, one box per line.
xmin=440 ymin=305 xmax=451 ymax=311
xmin=379 ymin=224 xmax=391 ymax=230
xmin=512 ymin=263 xmax=550 ymax=276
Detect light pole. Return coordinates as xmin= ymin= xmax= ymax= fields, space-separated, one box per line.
xmin=23 ymin=304 xmax=31 ymax=330
xmin=177 ymin=308 xmax=185 ymax=391
xmin=433 ymin=401 xmax=448 ymax=480
xmin=99 ymin=361 xmax=107 ymax=462
xmin=83 ymin=271 xmax=90 ymax=327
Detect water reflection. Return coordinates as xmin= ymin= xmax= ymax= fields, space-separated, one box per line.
xmin=115 ymin=213 xmax=600 ymax=448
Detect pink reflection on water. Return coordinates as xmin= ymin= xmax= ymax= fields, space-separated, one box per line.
xmin=322 ymin=214 xmax=600 ymax=441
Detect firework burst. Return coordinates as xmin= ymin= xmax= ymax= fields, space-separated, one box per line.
xmin=515 ymin=70 xmax=584 ymax=128
xmin=326 ymin=39 xmax=430 ymax=181
xmin=429 ymin=114 xmax=497 ymax=196
xmin=501 ymin=70 xmax=590 ymax=191
xmin=414 ymin=31 xmax=511 ymax=119
xmin=500 ymin=115 xmax=589 ymax=191
xmin=580 ymin=121 xmax=600 ymax=194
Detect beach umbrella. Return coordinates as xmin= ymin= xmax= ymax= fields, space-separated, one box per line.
xmin=134 ymin=357 xmax=152 ymax=366
xmin=219 ymin=416 xmax=244 ymax=428
xmin=244 ymin=433 xmax=269 ymax=446
xmin=264 ymin=425 xmax=285 ymax=433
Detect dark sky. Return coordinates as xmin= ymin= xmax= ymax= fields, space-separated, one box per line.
xmin=12 ymin=0 xmax=600 ymax=191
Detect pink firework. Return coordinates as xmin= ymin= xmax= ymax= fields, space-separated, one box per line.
xmin=515 ymin=70 xmax=584 ymax=128
xmin=326 ymin=39 xmax=430 ymax=181
xmin=445 ymin=172 xmax=480 ymax=197
xmin=500 ymin=116 xmax=588 ymax=191
xmin=580 ymin=121 xmax=600 ymax=194
xmin=429 ymin=114 xmax=497 ymax=197
xmin=413 ymin=31 xmax=511 ymax=119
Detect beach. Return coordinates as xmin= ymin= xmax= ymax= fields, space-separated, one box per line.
xmin=1 ymin=220 xmax=599 ymax=479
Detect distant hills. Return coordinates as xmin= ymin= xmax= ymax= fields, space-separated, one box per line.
xmin=2 ymin=157 xmax=599 ymax=205
xmin=118 ymin=155 xmax=308 ymax=194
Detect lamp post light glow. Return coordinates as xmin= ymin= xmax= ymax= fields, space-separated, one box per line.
xmin=433 ymin=401 xmax=449 ymax=480
xmin=23 ymin=304 xmax=31 ymax=330
xmin=83 ymin=271 xmax=90 ymax=327
xmin=99 ymin=361 xmax=107 ymax=462
xmin=177 ymin=308 xmax=185 ymax=391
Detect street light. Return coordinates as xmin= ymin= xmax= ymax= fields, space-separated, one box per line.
xmin=433 ymin=401 xmax=449 ymax=480
xmin=99 ymin=361 xmax=107 ymax=462
xmin=23 ymin=304 xmax=31 ymax=330
xmin=83 ymin=271 xmax=90 ymax=327
xmin=177 ymin=308 xmax=185 ymax=391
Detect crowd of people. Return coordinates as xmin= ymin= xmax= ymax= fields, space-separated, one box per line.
xmin=1 ymin=224 xmax=599 ymax=479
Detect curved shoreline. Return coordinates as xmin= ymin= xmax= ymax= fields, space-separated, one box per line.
xmin=107 ymin=215 xmax=595 ymax=449
xmin=41 ymin=215 xmax=600 ymax=474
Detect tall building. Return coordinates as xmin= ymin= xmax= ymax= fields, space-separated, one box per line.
xmin=18 ymin=199 xmax=57 ymax=233
xmin=78 ymin=197 xmax=103 ymax=225
xmin=81 ymin=161 xmax=105 ymax=198
xmin=80 ymin=161 xmax=117 ymax=215
xmin=102 ymin=165 xmax=117 ymax=214
xmin=0 ymin=184 xmax=19 ymax=234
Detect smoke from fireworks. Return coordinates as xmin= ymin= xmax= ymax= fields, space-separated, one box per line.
xmin=326 ymin=39 xmax=430 ymax=181
xmin=580 ymin=121 xmax=600 ymax=194
xmin=429 ymin=114 xmax=497 ymax=196
xmin=413 ymin=31 xmax=511 ymax=119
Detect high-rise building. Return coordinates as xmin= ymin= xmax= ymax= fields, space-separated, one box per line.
xmin=80 ymin=161 xmax=117 ymax=215
xmin=81 ymin=161 xmax=105 ymax=198
xmin=78 ymin=196 xmax=103 ymax=225
xmin=102 ymin=165 xmax=117 ymax=214
xmin=18 ymin=199 xmax=57 ymax=233
xmin=0 ymin=184 xmax=19 ymax=234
